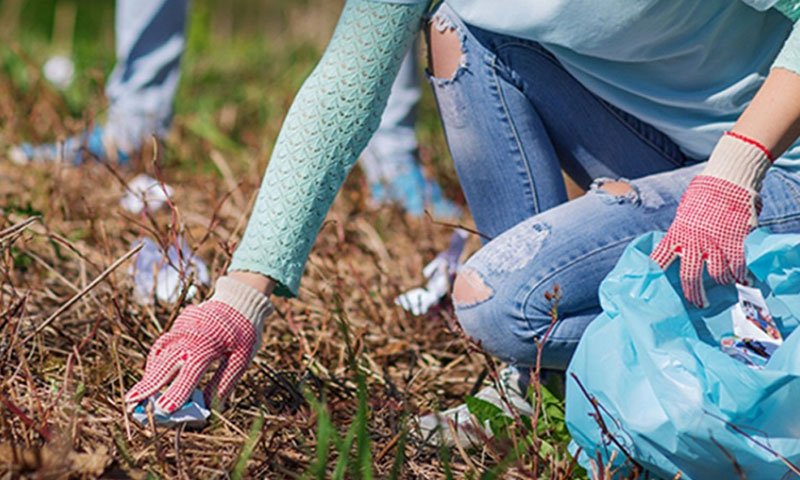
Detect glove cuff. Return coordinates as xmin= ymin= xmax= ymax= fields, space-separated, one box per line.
xmin=210 ymin=276 xmax=274 ymax=329
xmin=703 ymin=132 xmax=773 ymax=192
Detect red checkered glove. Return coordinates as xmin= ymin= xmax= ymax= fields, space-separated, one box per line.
xmin=125 ymin=276 xmax=273 ymax=413
xmin=652 ymin=132 xmax=773 ymax=307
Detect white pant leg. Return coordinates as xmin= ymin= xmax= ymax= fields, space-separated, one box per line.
xmin=105 ymin=0 xmax=189 ymax=151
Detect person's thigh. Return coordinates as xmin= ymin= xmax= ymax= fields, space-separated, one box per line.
xmin=481 ymin=31 xmax=695 ymax=186
xmin=453 ymin=165 xmax=800 ymax=370
xmin=427 ymin=3 xmax=565 ymax=238
xmin=427 ymin=2 xmax=695 ymax=240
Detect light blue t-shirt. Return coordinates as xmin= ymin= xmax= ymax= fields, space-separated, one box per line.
xmin=380 ymin=0 xmax=800 ymax=169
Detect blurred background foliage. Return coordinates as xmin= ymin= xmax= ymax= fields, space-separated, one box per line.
xmin=0 ymin=0 xmax=457 ymax=192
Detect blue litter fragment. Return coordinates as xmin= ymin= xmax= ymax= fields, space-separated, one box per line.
xmin=132 ymin=389 xmax=209 ymax=429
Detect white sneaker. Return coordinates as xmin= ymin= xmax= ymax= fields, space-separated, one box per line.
xmin=417 ymin=367 xmax=533 ymax=447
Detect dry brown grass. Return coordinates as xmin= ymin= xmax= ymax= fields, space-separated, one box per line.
xmin=1 ymin=120 xmax=565 ymax=479
xmin=0 ymin=1 xmax=587 ymax=475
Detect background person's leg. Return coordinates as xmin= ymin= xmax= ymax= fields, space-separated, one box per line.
xmin=105 ymin=0 xmax=189 ymax=153
xmin=361 ymin=43 xmax=460 ymax=218
xmin=10 ymin=0 xmax=189 ymax=165
xmin=361 ymin=47 xmax=418 ymax=193
xmin=426 ymin=3 xmax=693 ymax=241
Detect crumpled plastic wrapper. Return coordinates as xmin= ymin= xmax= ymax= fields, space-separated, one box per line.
xmin=120 ymin=174 xmax=174 ymax=214
xmin=395 ymin=229 xmax=468 ymax=315
xmin=720 ymin=283 xmax=783 ymax=368
xmin=132 ymin=389 xmax=210 ymax=429
xmin=129 ymin=236 xmax=209 ymax=305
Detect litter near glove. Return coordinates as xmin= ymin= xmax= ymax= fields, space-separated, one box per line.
xmin=125 ymin=276 xmax=273 ymax=413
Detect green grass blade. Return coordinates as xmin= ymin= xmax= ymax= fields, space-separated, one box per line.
xmin=388 ymin=428 xmax=407 ymax=480
xmin=231 ymin=413 xmax=265 ymax=480
xmin=439 ymin=445 xmax=454 ymax=480
xmin=352 ymin=375 xmax=373 ymax=480
xmin=303 ymin=393 xmax=338 ymax=480
xmin=333 ymin=421 xmax=357 ymax=480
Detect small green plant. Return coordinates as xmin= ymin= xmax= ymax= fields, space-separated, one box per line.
xmin=465 ymin=382 xmax=575 ymax=468
xmin=461 ymin=286 xmax=588 ymax=479
xmin=231 ymin=413 xmax=265 ymax=479
xmin=300 ymin=294 xmax=405 ymax=479
xmin=302 ymin=376 xmax=380 ymax=480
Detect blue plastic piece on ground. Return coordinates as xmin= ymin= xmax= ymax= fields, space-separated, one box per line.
xmin=370 ymin=165 xmax=460 ymax=219
xmin=132 ymin=389 xmax=209 ymax=429
xmin=14 ymin=126 xmax=130 ymax=165
xmin=566 ymin=229 xmax=800 ymax=479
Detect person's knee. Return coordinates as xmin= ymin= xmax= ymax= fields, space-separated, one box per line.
xmin=453 ymin=267 xmax=497 ymax=346
xmin=455 ymin=277 xmax=563 ymax=368
xmin=426 ymin=15 xmax=465 ymax=80
xmin=597 ymin=179 xmax=633 ymax=196
xmin=589 ymin=177 xmax=666 ymax=210
xmin=453 ymin=267 xmax=528 ymax=364
xmin=453 ymin=268 xmax=494 ymax=308
xmin=455 ymin=289 xmax=537 ymax=367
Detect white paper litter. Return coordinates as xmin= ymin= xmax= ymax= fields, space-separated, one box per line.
xmin=120 ymin=174 xmax=174 ymax=214
xmin=132 ymin=389 xmax=209 ymax=429
xmin=129 ymin=236 xmax=210 ymax=305
xmin=43 ymin=55 xmax=75 ymax=90
xmin=395 ymin=229 xmax=468 ymax=315
xmin=396 ymin=257 xmax=450 ymax=316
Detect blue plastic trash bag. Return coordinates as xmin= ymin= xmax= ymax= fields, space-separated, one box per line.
xmin=566 ymin=229 xmax=800 ymax=479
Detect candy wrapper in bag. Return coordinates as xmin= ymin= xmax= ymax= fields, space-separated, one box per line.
xmin=720 ymin=283 xmax=782 ymax=368
xmin=720 ymin=336 xmax=778 ymax=368
xmin=731 ymin=283 xmax=782 ymax=344
xmin=132 ymin=389 xmax=210 ymax=429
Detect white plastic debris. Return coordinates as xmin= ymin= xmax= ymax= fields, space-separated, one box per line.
xmin=129 ymin=236 xmax=210 ymax=305
xmin=396 ymin=229 xmax=469 ymax=315
xmin=43 ymin=55 xmax=75 ymax=90
xmin=132 ymin=389 xmax=210 ymax=429
xmin=396 ymin=257 xmax=450 ymax=316
xmin=120 ymin=174 xmax=174 ymax=214
xmin=720 ymin=284 xmax=782 ymax=368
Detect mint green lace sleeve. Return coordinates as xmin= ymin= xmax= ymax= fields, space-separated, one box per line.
xmin=229 ymin=0 xmax=429 ymax=297
xmin=775 ymin=0 xmax=800 ymax=21
xmin=773 ymin=1 xmax=800 ymax=74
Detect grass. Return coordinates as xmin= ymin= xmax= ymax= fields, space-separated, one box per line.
xmin=0 ymin=0 xmax=608 ymax=477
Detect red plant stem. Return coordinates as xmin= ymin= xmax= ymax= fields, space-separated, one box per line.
xmin=0 ymin=392 xmax=52 ymax=441
xmin=704 ymin=409 xmax=800 ymax=475
xmin=569 ymin=372 xmax=643 ymax=475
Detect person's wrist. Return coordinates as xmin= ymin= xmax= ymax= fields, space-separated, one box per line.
xmin=227 ymin=270 xmax=276 ymax=297
xmin=702 ymin=131 xmax=774 ymax=192
xmin=209 ymin=276 xmax=274 ymax=329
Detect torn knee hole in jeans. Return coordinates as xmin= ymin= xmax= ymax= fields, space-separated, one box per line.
xmin=590 ymin=177 xmax=665 ymax=210
xmin=426 ymin=13 xmax=468 ymax=84
xmin=453 ymin=268 xmax=495 ymax=308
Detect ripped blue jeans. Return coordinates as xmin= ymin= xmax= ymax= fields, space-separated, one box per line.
xmin=428 ymin=2 xmax=800 ymax=370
